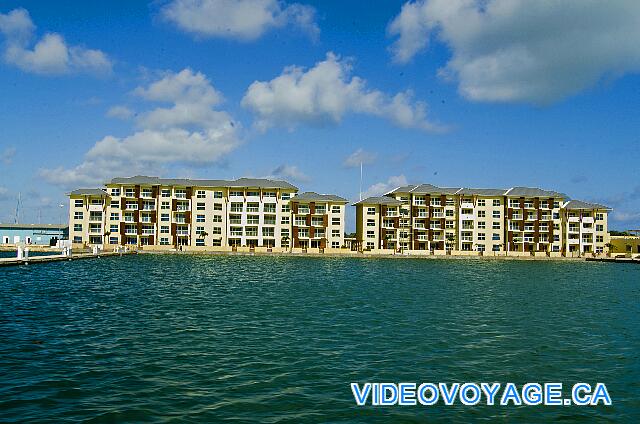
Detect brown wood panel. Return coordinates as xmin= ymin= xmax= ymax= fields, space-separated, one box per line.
xmin=309 ymin=202 xmax=315 ymax=214
xmin=134 ymin=185 xmax=140 ymax=198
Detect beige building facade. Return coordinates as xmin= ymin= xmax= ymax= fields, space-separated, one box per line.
xmin=355 ymin=184 xmax=610 ymax=256
xmin=69 ymin=176 xmax=346 ymax=251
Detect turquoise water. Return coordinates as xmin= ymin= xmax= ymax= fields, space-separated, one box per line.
xmin=1 ymin=255 xmax=638 ymax=422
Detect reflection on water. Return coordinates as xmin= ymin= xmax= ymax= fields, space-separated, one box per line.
xmin=0 ymin=255 xmax=638 ymax=422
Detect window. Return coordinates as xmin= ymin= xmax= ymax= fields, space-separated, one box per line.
xmin=110 ymin=212 xmax=119 ymax=221
xmin=197 ymin=202 xmax=205 ymax=211
xmin=247 ymin=215 xmax=259 ymax=225
xmin=367 ymin=219 xmax=375 ymax=227
xmin=281 ymin=216 xmax=290 ymax=224
xmin=596 ymin=235 xmax=604 ymax=243
xmin=281 ymin=229 xmax=289 ymax=237
xmin=110 ymin=224 xmax=118 ymax=233
xmin=477 ymin=199 xmax=486 ymax=206
xmin=264 ymin=191 xmax=276 ymax=198
xmin=230 ymin=191 xmax=243 ymax=197
xmin=213 ymin=215 xmax=222 ymax=223
xmin=281 ymin=193 xmax=291 ymax=200
xmin=264 ymin=204 xmax=276 ymax=213
xmin=492 ymin=233 xmax=500 ymax=240
xmin=492 ymin=222 xmax=501 ymax=229
xmin=367 ymin=207 xmax=376 ymax=215
xmin=445 ymin=209 xmax=454 ymax=217
xmin=281 ymin=204 xmax=290 ymax=213
xmin=74 ymin=212 xmax=83 ymax=220
xmin=332 ymin=205 xmax=341 ymax=213
xmin=478 ymin=233 xmax=485 ymax=241
xmin=74 ymin=224 xmax=82 ymax=232
xmin=196 ymin=214 xmax=205 ymax=223
xmin=244 ymin=191 xmax=258 ymax=197
xmin=160 ymin=237 xmax=169 ymax=245
xmin=142 ymin=189 xmax=152 ymax=198
xmin=596 ymin=213 xmax=604 ymax=221
xmin=161 ymin=213 xmax=169 ymax=222
xmin=332 ymin=241 xmax=340 ymax=248
xmin=161 ymin=226 xmax=169 ymax=234
xmin=161 ymin=189 xmax=171 ymax=198
xmin=161 ymin=201 xmax=170 ymax=210
xmin=262 ymin=227 xmax=275 ymax=237
xmin=196 ymin=190 xmax=205 ymax=198
xmin=478 ymin=211 xmax=486 ymax=218
xmin=230 ymin=202 xmax=243 ymax=212
xmin=332 ymin=217 xmax=340 ymax=225
xmin=493 ymin=199 xmax=500 ymax=207
xmin=75 ymin=199 xmax=83 ymax=207
xmin=110 ymin=200 xmax=119 ymax=208
xmin=109 ymin=237 xmax=118 ymax=244
xmin=212 ymin=227 xmax=221 ymax=235
xmin=477 ymin=244 xmax=485 ymax=252
xmin=596 ymin=225 xmax=603 ymax=231
xmin=111 ymin=188 xmax=120 ymax=196
xmin=492 ymin=211 xmax=500 ymax=218
xmin=478 ymin=221 xmax=486 ymax=229
xmin=213 ymin=203 xmax=222 ymax=211
xmin=332 ymin=229 xmax=340 ymax=237
xmin=247 ymin=203 xmax=259 ymax=212
xmin=196 ymin=239 xmax=205 ymax=246
xmin=366 ymin=242 xmax=375 ymax=249
xmin=73 ymin=236 xmax=83 ymax=243
xmin=492 ymin=244 xmax=501 ymax=251
xmin=367 ymin=230 xmax=375 ymax=238
xmin=212 ymin=191 xmax=222 ymax=199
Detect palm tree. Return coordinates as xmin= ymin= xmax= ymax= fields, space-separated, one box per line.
xmin=604 ymin=242 xmax=613 ymax=257
xmin=445 ymin=234 xmax=455 ymax=253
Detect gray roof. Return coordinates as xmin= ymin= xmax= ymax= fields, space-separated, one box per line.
xmin=69 ymin=188 xmax=108 ymax=196
xmin=353 ymin=196 xmax=403 ymax=206
xmin=505 ymin=186 xmax=568 ymax=199
xmin=0 ymin=223 xmax=68 ymax=230
xmin=387 ymin=184 xmax=463 ymax=195
xmin=564 ymin=200 xmax=611 ymax=210
xmin=291 ymin=192 xmax=348 ymax=203
xmin=458 ymin=188 xmax=507 ymax=196
xmin=107 ymin=175 xmax=298 ymax=190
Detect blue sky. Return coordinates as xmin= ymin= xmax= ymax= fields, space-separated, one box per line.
xmin=0 ymin=0 xmax=639 ymax=231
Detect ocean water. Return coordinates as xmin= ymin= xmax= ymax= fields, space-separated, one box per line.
xmin=1 ymin=255 xmax=638 ymax=422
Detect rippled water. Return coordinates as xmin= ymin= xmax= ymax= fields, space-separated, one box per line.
xmin=1 ymin=255 xmax=638 ymax=422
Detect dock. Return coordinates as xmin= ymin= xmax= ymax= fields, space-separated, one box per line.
xmin=0 ymin=251 xmax=135 ymax=268
xmin=585 ymin=256 xmax=640 ymax=264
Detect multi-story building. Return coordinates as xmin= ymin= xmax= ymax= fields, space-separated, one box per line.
xmin=290 ymin=192 xmax=348 ymax=249
xmin=68 ymin=176 xmax=343 ymax=251
xmin=355 ymin=184 xmax=610 ymax=255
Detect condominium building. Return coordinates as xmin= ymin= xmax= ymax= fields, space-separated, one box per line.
xmin=355 ymin=184 xmax=610 ymax=255
xmin=290 ymin=192 xmax=348 ymax=249
xmin=69 ymin=176 xmax=345 ymax=251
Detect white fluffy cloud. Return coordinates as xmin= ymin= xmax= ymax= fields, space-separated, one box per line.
xmin=242 ymin=52 xmax=442 ymax=132
xmin=362 ymin=175 xmax=408 ymax=199
xmin=161 ymin=0 xmax=318 ymax=41
xmin=41 ymin=69 xmax=240 ymax=188
xmin=0 ymin=8 xmax=112 ymax=75
xmin=106 ymin=105 xmax=134 ymax=120
xmin=1 ymin=146 xmax=16 ymax=165
xmin=388 ymin=0 xmax=640 ymax=103
xmin=344 ymin=148 xmax=376 ymax=168
xmin=265 ymin=164 xmax=309 ymax=182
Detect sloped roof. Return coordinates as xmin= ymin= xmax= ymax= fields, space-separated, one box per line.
xmin=564 ymin=200 xmax=610 ymax=210
xmin=353 ymin=196 xmax=403 ymax=206
xmin=107 ymin=176 xmax=298 ymax=190
xmin=505 ymin=186 xmax=568 ymax=198
xmin=291 ymin=192 xmax=348 ymax=203
xmin=69 ymin=189 xmax=107 ymax=196
xmin=458 ymin=188 xmax=507 ymax=196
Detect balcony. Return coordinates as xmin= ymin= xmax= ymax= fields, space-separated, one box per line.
xmin=461 ymin=202 xmax=474 ymax=209
xmin=512 ymin=215 xmax=523 ymax=220
xmin=460 ymin=214 xmax=474 ymax=221
xmin=523 ymin=237 xmax=534 ymax=242
xmin=568 ymin=238 xmax=579 ymax=244
xmin=582 ymin=217 xmax=594 ymax=224
xmin=568 ymin=216 xmax=580 ymax=223
xmin=461 ymin=236 xmax=472 ymax=242
xmin=88 ymin=204 xmax=104 ymax=212
xmin=526 ymin=215 xmax=537 ymax=221
xmin=568 ymin=227 xmax=580 ymax=233
xmin=413 ymin=223 xmax=426 ymax=229
xmin=416 ymin=234 xmax=428 ymax=241
xmin=176 ymin=230 xmax=189 ymax=236
xmin=432 ymin=213 xmax=444 ymax=218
